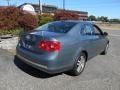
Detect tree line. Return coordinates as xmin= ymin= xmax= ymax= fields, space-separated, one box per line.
xmin=88 ymin=15 xmax=120 ymax=23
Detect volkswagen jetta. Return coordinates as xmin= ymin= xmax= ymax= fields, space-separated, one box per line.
xmin=16 ymin=20 xmax=109 ymax=76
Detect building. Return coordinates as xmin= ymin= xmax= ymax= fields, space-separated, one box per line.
xmin=0 ymin=6 xmax=7 ymax=8
xmin=57 ymin=9 xmax=88 ymax=20
xmin=18 ymin=3 xmax=88 ymax=20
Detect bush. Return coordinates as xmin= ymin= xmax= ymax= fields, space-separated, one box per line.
xmin=0 ymin=28 xmax=23 ymax=36
xmin=54 ymin=11 xmax=80 ymax=20
xmin=19 ymin=13 xmax=38 ymax=31
xmin=38 ymin=14 xmax=54 ymax=26
xmin=0 ymin=6 xmax=21 ymax=30
xmin=0 ymin=6 xmax=38 ymax=31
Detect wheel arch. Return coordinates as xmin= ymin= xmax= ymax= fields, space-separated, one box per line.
xmin=73 ymin=48 xmax=88 ymax=63
xmin=81 ymin=50 xmax=88 ymax=61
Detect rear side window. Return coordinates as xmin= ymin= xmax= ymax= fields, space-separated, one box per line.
xmin=81 ymin=24 xmax=94 ymax=35
xmin=36 ymin=22 xmax=77 ymax=33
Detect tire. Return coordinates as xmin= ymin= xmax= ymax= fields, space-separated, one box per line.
xmin=101 ymin=43 xmax=109 ymax=55
xmin=70 ymin=52 xmax=87 ymax=76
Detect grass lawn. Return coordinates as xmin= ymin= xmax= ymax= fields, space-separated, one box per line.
xmin=96 ymin=23 xmax=120 ymax=30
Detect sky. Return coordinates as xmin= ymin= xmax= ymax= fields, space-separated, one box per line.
xmin=0 ymin=0 xmax=120 ymax=19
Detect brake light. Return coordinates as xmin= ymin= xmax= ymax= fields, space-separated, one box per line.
xmin=38 ymin=40 xmax=61 ymax=52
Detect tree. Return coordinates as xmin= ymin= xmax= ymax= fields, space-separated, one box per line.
xmin=97 ymin=16 xmax=109 ymax=22
xmin=109 ymin=19 xmax=120 ymax=23
xmin=88 ymin=15 xmax=96 ymax=21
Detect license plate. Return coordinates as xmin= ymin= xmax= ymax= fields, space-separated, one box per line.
xmin=22 ymin=41 xmax=32 ymax=49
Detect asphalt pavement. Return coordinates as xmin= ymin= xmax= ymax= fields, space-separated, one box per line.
xmin=0 ymin=30 xmax=120 ymax=90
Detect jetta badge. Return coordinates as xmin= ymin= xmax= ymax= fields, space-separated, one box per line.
xmin=26 ymin=35 xmax=31 ymax=40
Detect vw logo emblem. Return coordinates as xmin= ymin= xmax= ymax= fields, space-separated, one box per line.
xmin=26 ymin=35 xmax=31 ymax=40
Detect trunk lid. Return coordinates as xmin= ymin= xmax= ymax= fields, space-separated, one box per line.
xmin=19 ymin=31 xmax=64 ymax=54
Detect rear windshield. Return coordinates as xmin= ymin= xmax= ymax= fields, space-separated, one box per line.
xmin=35 ymin=21 xmax=77 ymax=33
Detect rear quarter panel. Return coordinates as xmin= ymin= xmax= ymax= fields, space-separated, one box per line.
xmin=54 ymin=23 xmax=86 ymax=68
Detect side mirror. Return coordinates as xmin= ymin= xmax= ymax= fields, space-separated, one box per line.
xmin=103 ymin=32 xmax=108 ymax=36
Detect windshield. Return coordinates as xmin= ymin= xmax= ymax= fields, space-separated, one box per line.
xmin=35 ymin=21 xmax=78 ymax=33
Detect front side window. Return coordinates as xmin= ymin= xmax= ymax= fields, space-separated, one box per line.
xmin=93 ymin=25 xmax=103 ymax=35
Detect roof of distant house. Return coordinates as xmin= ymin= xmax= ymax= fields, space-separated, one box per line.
xmin=57 ymin=9 xmax=88 ymax=14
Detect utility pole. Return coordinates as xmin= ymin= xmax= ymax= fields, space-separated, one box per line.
xmin=6 ymin=0 xmax=10 ymax=6
xmin=39 ymin=0 xmax=42 ymax=15
xmin=63 ymin=0 xmax=65 ymax=10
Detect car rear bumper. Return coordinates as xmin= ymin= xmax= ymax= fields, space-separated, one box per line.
xmin=16 ymin=46 xmax=71 ymax=74
xmin=16 ymin=53 xmax=59 ymax=74
xmin=16 ymin=53 xmax=48 ymax=69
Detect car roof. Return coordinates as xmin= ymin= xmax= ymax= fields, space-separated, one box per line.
xmin=52 ymin=20 xmax=94 ymax=25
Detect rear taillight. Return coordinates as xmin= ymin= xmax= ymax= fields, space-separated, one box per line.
xmin=38 ymin=40 xmax=61 ymax=52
